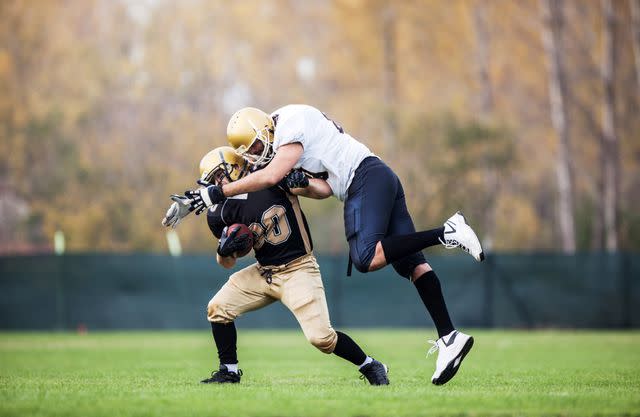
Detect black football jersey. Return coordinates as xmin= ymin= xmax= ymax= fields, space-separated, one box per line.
xmin=207 ymin=186 xmax=313 ymax=266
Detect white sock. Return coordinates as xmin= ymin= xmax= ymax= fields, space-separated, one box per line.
xmin=224 ymin=363 xmax=238 ymax=373
xmin=358 ymin=356 xmax=373 ymax=369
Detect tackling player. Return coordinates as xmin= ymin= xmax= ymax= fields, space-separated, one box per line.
xmin=166 ymin=146 xmax=389 ymax=385
xmin=181 ymin=105 xmax=484 ymax=385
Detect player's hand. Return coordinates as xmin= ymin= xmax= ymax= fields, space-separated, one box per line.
xmin=184 ymin=184 xmax=225 ymax=215
xmin=161 ymin=195 xmax=194 ymax=228
xmin=284 ymin=170 xmax=309 ymax=189
xmin=217 ymin=227 xmax=252 ymax=257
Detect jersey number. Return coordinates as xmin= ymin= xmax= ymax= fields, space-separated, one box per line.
xmin=249 ymin=205 xmax=291 ymax=249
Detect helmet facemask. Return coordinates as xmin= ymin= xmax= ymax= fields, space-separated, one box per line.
xmin=201 ymin=150 xmax=249 ymax=186
xmin=236 ymin=122 xmax=274 ymax=167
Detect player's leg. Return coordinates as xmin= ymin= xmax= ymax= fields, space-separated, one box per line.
xmin=384 ymin=180 xmax=455 ymax=337
xmin=386 ymin=180 xmax=474 ymax=386
xmin=277 ymin=255 xmax=389 ymax=385
xmin=379 ymin=211 xmax=485 ymax=265
xmin=344 ymin=158 xmax=397 ymax=273
xmin=203 ymin=264 xmax=276 ymax=384
xmin=345 ymin=158 xmax=483 ymax=274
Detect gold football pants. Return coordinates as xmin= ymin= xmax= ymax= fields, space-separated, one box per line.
xmin=207 ymin=254 xmax=338 ymax=354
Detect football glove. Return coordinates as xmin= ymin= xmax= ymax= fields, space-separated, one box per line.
xmin=161 ymin=195 xmax=195 ymax=229
xmin=284 ymin=170 xmax=309 ymax=189
xmin=217 ymin=227 xmax=252 ymax=257
xmin=185 ymin=184 xmax=225 ymax=215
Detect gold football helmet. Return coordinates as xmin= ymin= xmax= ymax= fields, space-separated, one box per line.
xmin=227 ymin=107 xmax=274 ymax=167
xmin=199 ymin=146 xmax=249 ymax=185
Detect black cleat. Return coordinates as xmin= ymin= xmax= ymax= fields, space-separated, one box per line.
xmin=359 ymin=359 xmax=390 ymax=385
xmin=200 ymin=365 xmax=242 ymax=384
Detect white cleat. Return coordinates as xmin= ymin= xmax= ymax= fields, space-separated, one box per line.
xmin=428 ymin=330 xmax=474 ymax=385
xmin=440 ymin=211 xmax=484 ymax=261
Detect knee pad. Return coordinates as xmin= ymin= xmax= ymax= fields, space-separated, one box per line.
xmin=308 ymin=330 xmax=338 ymax=354
xmin=207 ymin=299 xmax=234 ymax=324
xmin=351 ymin=256 xmax=370 ymax=274
xmin=349 ymin=243 xmax=376 ymax=274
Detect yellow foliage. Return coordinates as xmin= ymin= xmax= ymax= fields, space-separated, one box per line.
xmin=0 ymin=0 xmax=638 ymax=253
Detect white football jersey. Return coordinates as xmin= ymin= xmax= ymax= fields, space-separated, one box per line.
xmin=270 ymin=104 xmax=376 ymax=201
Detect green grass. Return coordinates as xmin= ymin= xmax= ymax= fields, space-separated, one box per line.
xmin=1 ymin=330 xmax=639 ymax=417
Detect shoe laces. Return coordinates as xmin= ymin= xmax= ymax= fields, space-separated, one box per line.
xmin=427 ymin=339 xmax=439 ymax=357
xmin=438 ymin=237 xmax=470 ymax=253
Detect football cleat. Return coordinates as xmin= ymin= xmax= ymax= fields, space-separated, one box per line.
xmin=440 ymin=211 xmax=484 ymax=261
xmin=359 ymin=359 xmax=390 ymax=385
xmin=428 ymin=330 xmax=474 ymax=385
xmin=200 ymin=365 xmax=243 ymax=384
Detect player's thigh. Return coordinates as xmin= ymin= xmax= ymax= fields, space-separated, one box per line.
xmin=345 ymin=160 xmax=399 ymax=270
xmin=207 ymin=264 xmax=275 ymax=322
xmin=279 ymin=259 xmax=336 ymax=351
xmin=387 ymin=178 xmax=427 ymax=278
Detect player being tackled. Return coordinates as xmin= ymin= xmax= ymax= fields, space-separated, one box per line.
xmin=163 ymin=146 xmax=389 ymax=386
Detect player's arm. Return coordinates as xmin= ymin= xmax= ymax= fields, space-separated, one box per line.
xmin=216 ymin=253 xmax=237 ymax=269
xmin=222 ymin=143 xmax=303 ymax=197
xmin=289 ymin=178 xmax=333 ymax=199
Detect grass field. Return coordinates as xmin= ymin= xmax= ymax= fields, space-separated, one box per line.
xmin=1 ymin=330 xmax=639 ymax=417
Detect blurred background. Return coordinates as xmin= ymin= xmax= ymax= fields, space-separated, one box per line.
xmin=0 ymin=0 xmax=638 ymax=330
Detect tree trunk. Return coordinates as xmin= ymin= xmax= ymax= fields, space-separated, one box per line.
xmin=381 ymin=3 xmax=397 ymax=152
xmin=473 ymin=0 xmax=498 ymax=251
xmin=631 ymin=0 xmax=640 ymax=99
xmin=601 ymin=0 xmax=619 ymax=251
xmin=474 ymin=0 xmax=494 ymax=118
xmin=540 ymin=0 xmax=576 ymax=253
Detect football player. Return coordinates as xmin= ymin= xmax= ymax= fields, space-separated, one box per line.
xmin=182 ymin=106 xmax=484 ymax=385
xmin=166 ymin=146 xmax=389 ymax=385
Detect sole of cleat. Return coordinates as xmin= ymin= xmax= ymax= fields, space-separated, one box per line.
xmin=432 ymin=337 xmax=474 ymax=386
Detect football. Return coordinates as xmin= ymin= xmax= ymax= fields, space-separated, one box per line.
xmin=223 ymin=223 xmax=254 ymax=257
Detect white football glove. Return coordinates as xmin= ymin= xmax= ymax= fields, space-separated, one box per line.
xmin=161 ymin=195 xmax=194 ymax=229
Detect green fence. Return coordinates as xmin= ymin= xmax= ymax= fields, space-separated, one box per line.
xmin=0 ymin=253 xmax=637 ymax=330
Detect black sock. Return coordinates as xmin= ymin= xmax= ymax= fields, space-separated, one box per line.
xmin=332 ymin=331 xmax=367 ymax=366
xmin=380 ymin=227 xmax=445 ymax=265
xmin=211 ymin=322 xmax=238 ymax=365
xmin=413 ymin=270 xmax=454 ymax=338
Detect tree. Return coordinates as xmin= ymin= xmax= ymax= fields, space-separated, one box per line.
xmin=601 ymin=0 xmax=620 ymax=251
xmin=631 ymin=0 xmax=640 ymax=98
xmin=471 ymin=0 xmax=499 ymax=249
xmin=381 ymin=3 xmax=398 ymax=153
xmin=540 ymin=0 xmax=576 ymax=253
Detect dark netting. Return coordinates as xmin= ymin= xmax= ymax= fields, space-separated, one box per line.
xmin=0 ymin=253 xmax=637 ymax=330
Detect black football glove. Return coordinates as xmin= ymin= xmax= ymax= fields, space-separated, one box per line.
xmin=184 ymin=183 xmax=226 ymax=215
xmin=217 ymin=227 xmax=252 ymax=257
xmin=284 ymin=170 xmax=309 ymax=189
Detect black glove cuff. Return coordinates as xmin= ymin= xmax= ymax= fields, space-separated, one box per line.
xmin=207 ymin=184 xmax=225 ymax=204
